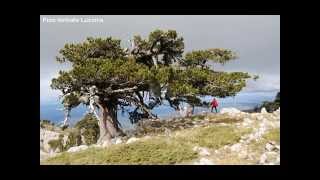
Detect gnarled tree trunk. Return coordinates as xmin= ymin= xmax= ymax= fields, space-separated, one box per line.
xmin=96 ymin=102 xmax=124 ymax=145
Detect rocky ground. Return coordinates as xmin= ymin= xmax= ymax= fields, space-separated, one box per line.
xmin=188 ymin=107 xmax=280 ymax=165
xmin=40 ymin=107 xmax=280 ymax=165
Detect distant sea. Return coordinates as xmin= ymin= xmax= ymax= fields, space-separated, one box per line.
xmin=40 ymin=90 xmax=278 ymax=129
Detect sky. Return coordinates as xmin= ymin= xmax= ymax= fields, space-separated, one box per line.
xmin=40 ymin=15 xmax=280 ymax=104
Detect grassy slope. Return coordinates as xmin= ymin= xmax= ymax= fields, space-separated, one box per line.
xmin=42 ymin=114 xmax=278 ymax=165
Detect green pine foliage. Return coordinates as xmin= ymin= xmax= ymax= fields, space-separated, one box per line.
xmin=183 ymin=49 xmax=237 ymax=67
xmin=51 ymin=29 xmax=253 ymax=124
xmin=254 ymin=92 xmax=280 ymax=112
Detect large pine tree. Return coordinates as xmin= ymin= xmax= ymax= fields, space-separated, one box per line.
xmin=51 ymin=29 xmax=252 ymax=144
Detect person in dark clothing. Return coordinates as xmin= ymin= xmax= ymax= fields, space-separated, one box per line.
xmin=210 ymin=98 xmax=219 ymax=113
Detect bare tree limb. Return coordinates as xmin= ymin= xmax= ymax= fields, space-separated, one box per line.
xmin=89 ymin=96 xmax=101 ymax=121
xmin=63 ymin=107 xmax=70 ymax=126
xmin=110 ymin=86 xmax=138 ymax=94
xmin=124 ymin=96 xmax=157 ymax=119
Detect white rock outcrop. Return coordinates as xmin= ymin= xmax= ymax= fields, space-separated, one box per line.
xmin=126 ymin=137 xmax=139 ymax=144
xmin=242 ymin=118 xmax=253 ymax=127
xmin=261 ymin=107 xmax=268 ymax=114
xmin=193 ymin=158 xmax=214 ymax=165
xmin=193 ymin=146 xmax=211 ymax=156
xmin=115 ymin=138 xmax=123 ymax=144
xmin=111 ymin=138 xmax=123 ymax=145
xmin=220 ymin=108 xmax=241 ymax=116
xmin=40 ymin=104 xmax=280 ymax=165
xmin=40 ymin=150 xmax=49 ymax=161
xmin=265 ymin=141 xmax=280 ymax=152
xmin=230 ymin=143 xmax=242 ymax=152
xmin=67 ymin=145 xmax=89 ymax=153
xmin=217 ymin=106 xmax=280 ymax=165
xmin=259 ymin=151 xmax=279 ymax=165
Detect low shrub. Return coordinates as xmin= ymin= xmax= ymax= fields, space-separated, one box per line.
xmin=263 ymin=128 xmax=280 ymax=143
xmin=48 ymin=135 xmax=64 ymax=152
xmin=65 ymin=130 xmax=82 ymax=150
xmin=44 ymin=137 xmax=198 ymax=165
xmin=190 ymin=114 xmax=206 ymax=121
xmin=248 ymin=127 xmax=280 ymax=154
xmin=175 ymin=126 xmax=245 ymax=149
xmin=256 ymin=92 xmax=280 ymax=112
xmin=61 ymin=124 xmax=69 ymax=131
xmin=40 ymin=119 xmax=55 ymax=128
xmin=75 ymin=113 xmax=99 ymax=145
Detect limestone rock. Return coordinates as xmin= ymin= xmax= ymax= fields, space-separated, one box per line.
xmin=40 ymin=149 xmax=60 ymax=162
xmin=220 ymin=108 xmax=241 ymax=116
xmin=90 ymin=144 xmax=104 ymax=148
xmin=273 ymin=108 xmax=280 ymax=120
xmin=256 ymin=115 xmax=264 ymax=121
xmin=261 ymin=107 xmax=268 ymax=114
xmin=115 ymin=138 xmax=123 ymax=144
xmin=265 ymin=142 xmax=275 ymax=151
xmin=143 ymin=135 xmax=151 ymax=140
xmin=238 ymin=151 xmax=249 ymax=159
xmin=110 ymin=138 xmax=123 ymax=145
xmin=259 ymin=153 xmax=268 ymax=164
xmin=102 ymin=141 xmax=112 ymax=147
xmin=265 ymin=151 xmax=278 ymax=160
xmin=276 ymin=156 xmax=280 ymax=164
xmin=193 ymin=146 xmax=211 ymax=156
xmin=126 ymin=137 xmax=139 ymax=144
xmin=259 ymin=151 xmax=279 ymax=165
xmin=230 ymin=143 xmax=242 ymax=152
xmin=54 ymin=148 xmax=60 ymax=153
xmin=242 ymin=118 xmax=253 ymax=127
xmin=194 ymin=158 xmax=214 ymax=165
xmin=40 ymin=150 xmax=49 ymax=161
xmin=192 ymin=146 xmax=199 ymax=151
xmin=67 ymin=145 xmax=89 ymax=153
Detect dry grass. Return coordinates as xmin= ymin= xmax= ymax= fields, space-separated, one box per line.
xmin=42 ymin=115 xmax=256 ymax=165
xmin=241 ymin=127 xmax=280 ymax=162
xmin=175 ymin=125 xmax=247 ymax=149
xmin=43 ymin=137 xmax=198 ymax=165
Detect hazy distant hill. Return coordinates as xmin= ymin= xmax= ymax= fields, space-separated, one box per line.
xmin=40 ymin=90 xmax=278 ymax=128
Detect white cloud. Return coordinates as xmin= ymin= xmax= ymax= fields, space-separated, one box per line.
xmin=40 ymin=76 xmax=61 ymax=103
xmin=243 ymin=74 xmax=280 ymax=92
xmin=40 ymin=15 xmax=280 ymax=103
xmin=40 ymin=60 xmax=71 ymax=104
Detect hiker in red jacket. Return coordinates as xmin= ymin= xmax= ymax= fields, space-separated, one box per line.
xmin=210 ymin=98 xmax=219 ymax=113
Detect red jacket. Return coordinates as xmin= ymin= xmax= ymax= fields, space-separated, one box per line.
xmin=211 ymin=99 xmax=218 ymax=107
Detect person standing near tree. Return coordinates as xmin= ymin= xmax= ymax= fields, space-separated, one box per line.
xmin=210 ymin=98 xmax=219 ymax=113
